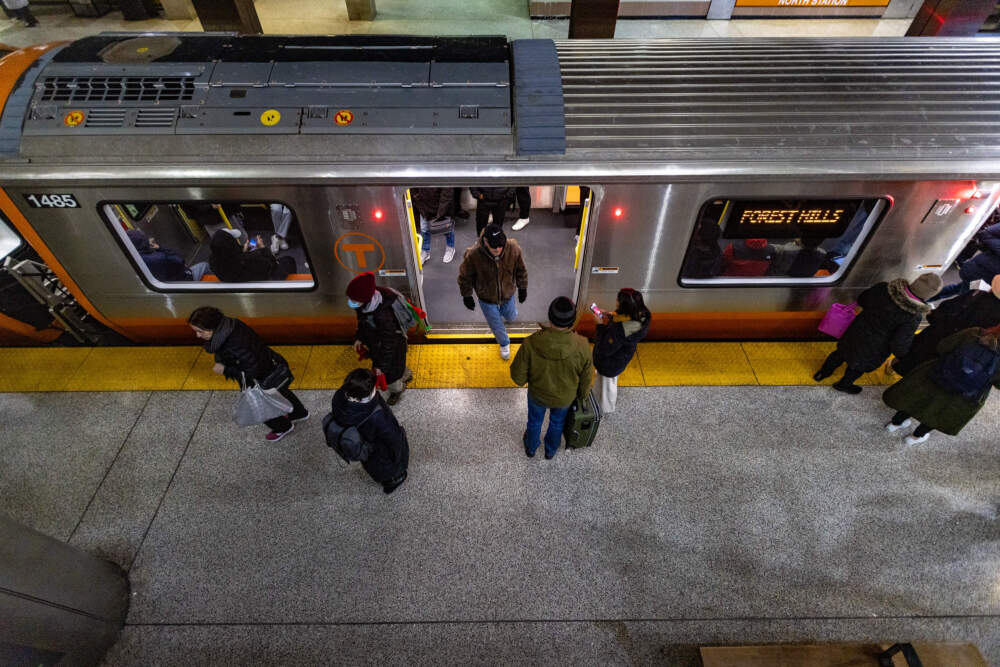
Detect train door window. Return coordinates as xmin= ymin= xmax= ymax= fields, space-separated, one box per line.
xmin=679 ymin=197 xmax=889 ymax=285
xmin=404 ymin=185 xmax=590 ymax=327
xmin=100 ymin=201 xmax=315 ymax=290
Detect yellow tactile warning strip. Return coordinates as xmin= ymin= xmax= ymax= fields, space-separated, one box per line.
xmin=0 ymin=341 xmax=906 ymax=393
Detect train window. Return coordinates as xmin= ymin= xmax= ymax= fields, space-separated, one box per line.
xmin=680 ymin=197 xmax=888 ymax=285
xmin=101 ymin=201 xmax=314 ymax=290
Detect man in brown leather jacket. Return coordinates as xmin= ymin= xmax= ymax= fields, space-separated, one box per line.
xmin=457 ymin=224 xmax=528 ymax=360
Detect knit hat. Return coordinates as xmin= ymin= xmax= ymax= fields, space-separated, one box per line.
xmin=483 ymin=224 xmax=506 ymax=249
xmin=908 ymin=273 xmax=942 ymax=300
xmin=548 ymin=296 xmax=577 ymax=328
xmin=346 ymin=271 xmax=376 ymax=303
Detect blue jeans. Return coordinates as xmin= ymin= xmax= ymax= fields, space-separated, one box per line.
xmin=929 ymin=280 xmax=970 ymax=302
xmin=479 ymin=294 xmax=517 ymax=347
xmin=524 ymin=393 xmax=571 ymax=458
xmin=419 ymin=215 xmax=454 ymax=254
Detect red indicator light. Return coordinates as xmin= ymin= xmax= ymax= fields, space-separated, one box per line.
xmin=965 ymin=206 xmax=976 ymax=214
xmin=373 ymin=208 xmax=384 ymax=220
xmin=613 ymin=207 xmax=624 ymax=218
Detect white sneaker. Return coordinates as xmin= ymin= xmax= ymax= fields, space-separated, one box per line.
xmin=420 ymin=250 xmax=430 ymax=264
xmin=512 ymin=217 xmax=530 ymax=231
xmin=270 ymin=235 xmax=282 ymax=254
xmin=885 ymin=418 xmax=912 ymax=434
xmin=904 ymin=433 xmax=930 ymax=447
xmin=443 ymin=246 xmax=456 ymax=263
xmin=499 ymin=344 xmax=510 ymax=360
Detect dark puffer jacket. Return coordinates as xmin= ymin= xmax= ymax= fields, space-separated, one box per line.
xmin=209 ymin=230 xmax=280 ymax=283
xmin=411 ymin=188 xmax=454 ymax=221
xmin=593 ymin=316 xmax=650 ymax=378
xmin=206 ymin=317 xmax=285 ymax=388
xmin=894 ymin=289 xmax=1000 ymax=375
xmin=329 ymin=390 xmax=408 ymax=483
xmin=836 ymin=279 xmax=930 ymax=372
xmin=127 ymin=230 xmax=190 ymax=281
xmin=958 ymin=222 xmax=1000 ymax=283
xmin=355 ymin=287 xmax=408 ymax=384
xmin=470 ymin=187 xmax=515 ymax=204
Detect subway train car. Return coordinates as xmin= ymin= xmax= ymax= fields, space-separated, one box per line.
xmin=0 ymin=33 xmax=998 ymax=344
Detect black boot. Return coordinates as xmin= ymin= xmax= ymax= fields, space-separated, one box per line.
xmin=832 ymin=380 xmax=863 ymax=395
xmin=383 ymin=470 xmax=407 ymax=494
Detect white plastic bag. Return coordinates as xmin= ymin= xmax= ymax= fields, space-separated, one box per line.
xmin=233 ymin=382 xmax=293 ymax=426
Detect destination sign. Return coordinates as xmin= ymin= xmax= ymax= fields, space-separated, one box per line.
xmin=721 ymin=198 xmax=864 ymax=239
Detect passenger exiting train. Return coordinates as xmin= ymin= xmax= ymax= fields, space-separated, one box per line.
xmin=411 ymin=187 xmax=457 ymax=264
xmin=188 ymin=306 xmax=309 ymax=441
xmin=457 ymin=224 xmax=528 ymax=360
xmin=881 ymin=325 xmax=1000 ymax=447
xmin=346 ymin=272 xmax=412 ymax=405
xmin=325 ymin=368 xmax=409 ymax=494
xmin=510 ymin=297 xmax=593 ymax=460
xmin=813 ymin=274 xmax=942 ymax=394
xmin=931 ymin=219 xmax=1000 ymax=302
xmin=591 ymin=288 xmax=651 ymax=414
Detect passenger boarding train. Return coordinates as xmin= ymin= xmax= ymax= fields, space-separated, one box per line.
xmin=0 ymin=33 xmax=998 ymax=344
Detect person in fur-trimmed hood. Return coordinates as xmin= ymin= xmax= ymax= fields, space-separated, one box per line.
xmin=813 ymin=274 xmax=941 ymax=394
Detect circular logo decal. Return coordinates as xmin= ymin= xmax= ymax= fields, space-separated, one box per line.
xmin=334 ymin=232 xmax=385 ymax=274
xmin=260 ymin=109 xmax=281 ymax=126
xmin=64 ymin=111 xmax=85 ymax=127
xmin=335 ymin=110 xmax=354 ymax=126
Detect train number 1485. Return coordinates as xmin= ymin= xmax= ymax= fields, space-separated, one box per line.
xmin=24 ymin=193 xmax=79 ymax=208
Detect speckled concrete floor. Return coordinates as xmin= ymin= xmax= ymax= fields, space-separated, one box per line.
xmin=1 ymin=385 xmax=997 ymax=664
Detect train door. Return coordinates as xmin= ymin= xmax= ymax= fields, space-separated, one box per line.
xmin=402 ymin=184 xmax=595 ymax=336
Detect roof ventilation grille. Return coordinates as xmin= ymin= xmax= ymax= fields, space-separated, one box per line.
xmin=40 ymin=76 xmax=197 ymax=103
xmin=84 ymin=108 xmax=126 ymax=128
xmin=135 ymin=108 xmax=177 ymax=128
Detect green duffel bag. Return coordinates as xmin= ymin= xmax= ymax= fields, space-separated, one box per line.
xmin=563 ymin=391 xmax=601 ymax=449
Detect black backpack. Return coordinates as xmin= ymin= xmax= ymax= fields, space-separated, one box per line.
xmin=930 ymin=340 xmax=1000 ymax=399
xmin=322 ymin=405 xmax=381 ymax=464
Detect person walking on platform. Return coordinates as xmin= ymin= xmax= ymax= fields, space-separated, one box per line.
xmin=893 ymin=274 xmax=1000 ymax=376
xmin=930 ymin=220 xmax=1000 ymax=302
xmin=510 ymin=296 xmax=593 ymax=460
xmin=813 ymin=274 xmax=941 ymax=394
xmin=188 ymin=306 xmax=308 ymax=442
xmin=3 ymin=0 xmax=39 ymax=27
xmin=411 ymin=187 xmax=457 ymax=264
xmin=457 ymin=224 xmax=528 ymax=360
xmin=882 ymin=325 xmax=1000 ymax=447
xmin=591 ymin=288 xmax=651 ymax=414
xmin=326 ymin=368 xmax=409 ymax=494
xmin=512 ymin=186 xmax=531 ymax=231
xmin=470 ymin=187 xmax=515 ymax=236
xmin=347 ymin=271 xmax=412 ymax=405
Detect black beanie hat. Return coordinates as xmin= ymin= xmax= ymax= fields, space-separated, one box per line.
xmin=484 ymin=224 xmax=507 ymax=249
xmin=548 ymin=296 xmax=576 ymax=328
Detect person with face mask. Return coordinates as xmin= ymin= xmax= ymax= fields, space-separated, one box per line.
xmin=346 ymin=272 xmax=412 ymax=405
xmin=457 ymin=224 xmax=528 ymax=360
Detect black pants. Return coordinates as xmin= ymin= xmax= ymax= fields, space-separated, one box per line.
xmin=515 ymin=187 xmax=531 ymax=219
xmin=475 ymin=200 xmax=509 ymax=236
xmin=9 ymin=6 xmax=38 ymax=24
xmin=270 ymin=255 xmax=297 ymax=280
xmin=818 ymin=350 xmax=864 ymax=386
xmin=891 ymin=410 xmax=933 ymax=438
xmin=264 ymin=384 xmax=307 ymax=433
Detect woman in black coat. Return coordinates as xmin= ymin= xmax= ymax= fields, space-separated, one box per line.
xmin=188 ymin=306 xmax=308 ymax=441
xmin=208 ymin=229 xmax=296 ymax=283
xmin=592 ymin=288 xmax=651 ymax=414
xmin=814 ymin=275 xmax=940 ymax=394
xmin=329 ymin=368 xmax=408 ymax=494
xmin=347 ymin=272 xmax=411 ymax=405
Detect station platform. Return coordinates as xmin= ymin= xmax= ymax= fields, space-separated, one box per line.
xmin=1 ymin=341 xmax=997 ymax=665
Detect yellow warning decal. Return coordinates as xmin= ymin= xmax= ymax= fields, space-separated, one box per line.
xmin=64 ymin=110 xmax=85 ymax=127
xmin=335 ymin=110 xmax=354 ymax=126
xmin=260 ymin=109 xmax=281 ymax=126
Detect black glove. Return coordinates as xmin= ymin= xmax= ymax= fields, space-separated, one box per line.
xmin=518 ymin=288 xmax=527 ymax=303
xmin=463 ymin=296 xmax=476 ymax=311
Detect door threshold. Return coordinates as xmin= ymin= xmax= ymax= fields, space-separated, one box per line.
xmin=425 ymin=323 xmax=541 ymax=339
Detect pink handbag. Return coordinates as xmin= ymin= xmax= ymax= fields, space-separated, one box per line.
xmin=818 ymin=302 xmax=857 ymax=339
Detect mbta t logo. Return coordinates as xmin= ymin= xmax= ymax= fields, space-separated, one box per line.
xmin=334 ymin=232 xmax=385 ymax=273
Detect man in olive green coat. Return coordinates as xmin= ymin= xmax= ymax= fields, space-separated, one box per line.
xmin=510 ymin=296 xmax=593 ymax=459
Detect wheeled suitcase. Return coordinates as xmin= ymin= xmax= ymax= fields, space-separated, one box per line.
xmin=563 ymin=391 xmax=601 ymax=449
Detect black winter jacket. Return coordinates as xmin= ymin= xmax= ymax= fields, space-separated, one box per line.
xmin=354 ymin=287 xmax=408 ymax=383
xmin=206 ymin=317 xmax=286 ymax=388
xmin=958 ymin=221 xmax=1000 ymax=283
xmin=330 ymin=390 xmax=408 ymax=483
xmin=470 ymin=187 xmax=515 ymax=204
xmin=894 ymin=289 xmax=1000 ymax=375
xmin=411 ymin=187 xmax=454 ymax=221
xmin=593 ymin=316 xmax=649 ymax=377
xmin=209 ymin=230 xmax=280 ymax=283
xmin=836 ymin=280 xmax=930 ymax=372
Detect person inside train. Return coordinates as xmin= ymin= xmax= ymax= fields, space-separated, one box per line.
xmin=510 ymin=296 xmax=593 ymax=460
xmin=681 ymin=217 xmax=724 ymax=278
xmin=188 ymin=306 xmax=309 ymax=442
xmin=881 ymin=324 xmax=1000 ymax=447
xmin=457 ymin=224 xmax=528 ymax=361
xmin=721 ymin=238 xmax=774 ymax=277
xmin=268 ymin=203 xmax=292 ymax=254
xmin=893 ymin=274 xmax=1000 ymax=376
xmin=470 ymin=187 xmax=516 ymax=236
xmin=208 ymin=228 xmax=296 ymax=283
xmin=813 ymin=273 xmax=942 ymax=394
xmin=591 ymin=288 xmax=651 ymax=414
xmin=324 ymin=368 xmax=409 ymax=494
xmin=125 ymin=228 xmax=208 ymax=282
xmin=769 ymin=237 xmax=839 ymax=278
xmin=512 ymin=186 xmax=531 ymax=231
xmin=411 ymin=187 xmax=457 ymax=264
xmin=931 ymin=218 xmax=1000 ymax=302
xmin=346 ymin=271 xmax=412 ymax=405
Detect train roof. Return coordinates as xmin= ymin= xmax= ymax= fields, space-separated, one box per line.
xmin=2 ymin=33 xmax=1000 ymax=174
